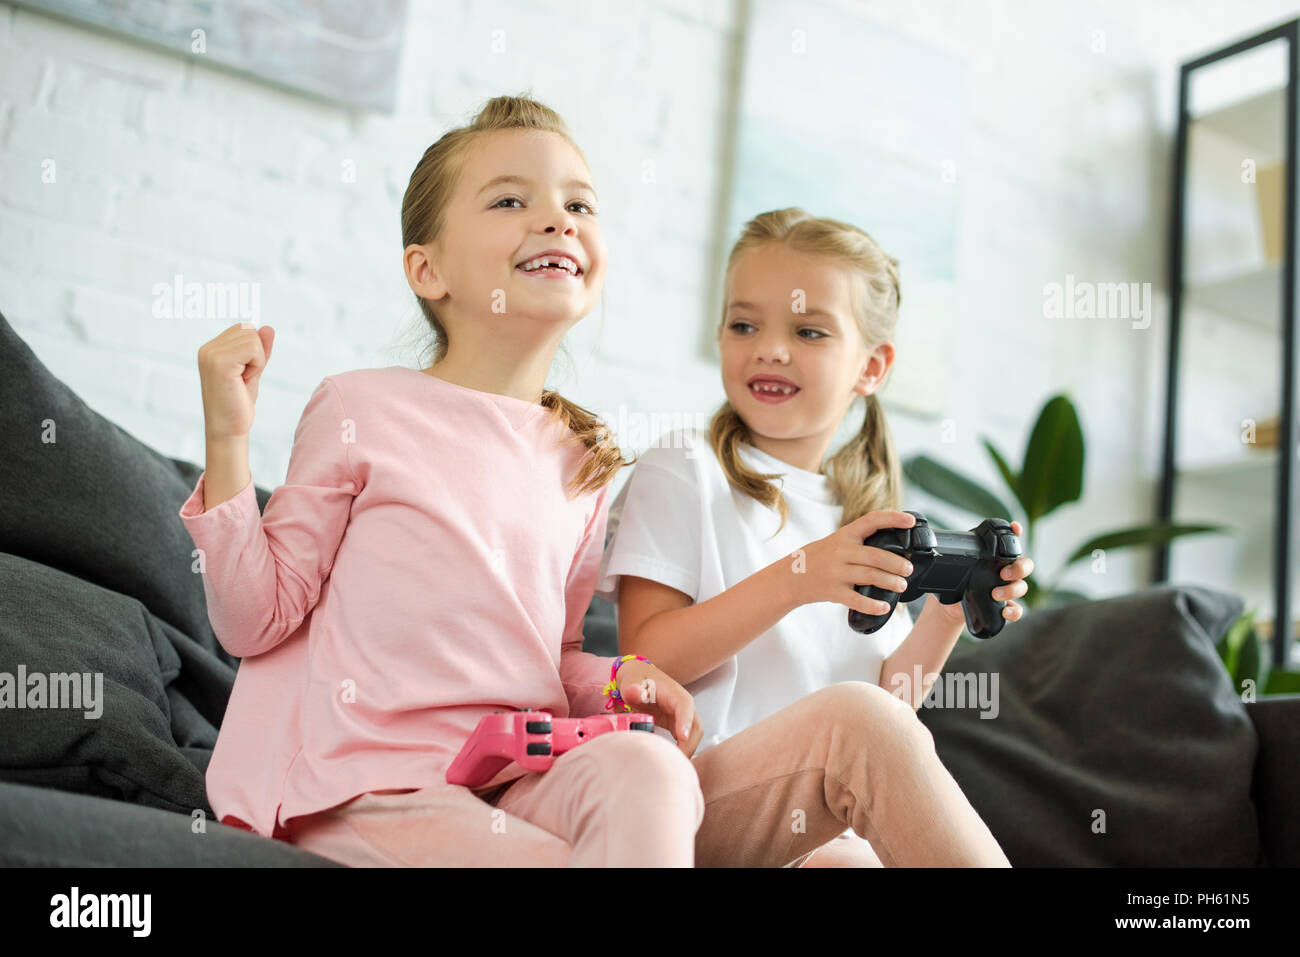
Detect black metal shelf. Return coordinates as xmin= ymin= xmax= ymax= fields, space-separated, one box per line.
xmin=1156 ymin=18 xmax=1299 ymax=671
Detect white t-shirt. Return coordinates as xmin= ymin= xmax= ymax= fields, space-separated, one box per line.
xmin=595 ymin=426 xmax=913 ymax=755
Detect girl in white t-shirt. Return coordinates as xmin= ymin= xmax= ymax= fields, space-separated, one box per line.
xmin=596 ymin=207 xmax=1034 ymax=867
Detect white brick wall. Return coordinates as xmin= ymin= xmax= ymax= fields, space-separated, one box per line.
xmin=1 ymin=0 xmax=1297 ymax=603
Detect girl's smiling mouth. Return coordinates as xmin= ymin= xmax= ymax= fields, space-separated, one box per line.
xmin=747 ymin=374 xmax=801 ymax=402
xmin=516 ymin=250 xmax=583 ymax=277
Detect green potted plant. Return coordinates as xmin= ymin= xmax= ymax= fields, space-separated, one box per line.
xmin=903 ymin=393 xmax=1221 ymax=611
xmin=1216 ymin=608 xmax=1300 ymax=698
xmin=903 ymin=392 xmax=1300 ymax=693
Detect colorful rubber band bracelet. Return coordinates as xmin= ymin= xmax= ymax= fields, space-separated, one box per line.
xmin=602 ymin=654 xmax=652 ymax=712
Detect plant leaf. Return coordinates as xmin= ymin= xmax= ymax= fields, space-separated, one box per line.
xmin=1263 ymin=669 xmax=1300 ymax=695
xmin=1237 ymin=625 xmax=1262 ymax=693
xmin=1218 ymin=609 xmax=1257 ymax=680
xmin=982 ymin=437 xmax=1022 ymax=510
xmin=1018 ymin=394 xmax=1084 ymax=523
xmin=1061 ymin=522 xmax=1228 ymax=567
xmin=901 ymin=455 xmax=1014 ymax=521
xmin=1217 ymin=632 xmax=1239 ymax=679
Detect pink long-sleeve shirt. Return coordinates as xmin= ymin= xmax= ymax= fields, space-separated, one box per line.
xmin=177 ymin=365 xmax=617 ymax=840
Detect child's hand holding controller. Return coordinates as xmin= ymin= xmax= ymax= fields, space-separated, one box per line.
xmin=786 ymin=510 xmax=918 ymax=618
xmin=928 ymin=519 xmax=1033 ymax=626
xmin=196 ymin=321 xmax=276 ymax=510
xmin=611 ymin=659 xmax=704 ymax=758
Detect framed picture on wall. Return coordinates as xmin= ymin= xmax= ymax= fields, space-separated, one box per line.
xmin=11 ymin=0 xmax=408 ymax=112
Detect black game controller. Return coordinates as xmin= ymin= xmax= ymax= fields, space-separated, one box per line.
xmin=848 ymin=510 xmax=1022 ymax=639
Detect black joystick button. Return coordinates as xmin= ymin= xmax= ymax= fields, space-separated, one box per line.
xmin=912 ymin=525 xmax=938 ymax=550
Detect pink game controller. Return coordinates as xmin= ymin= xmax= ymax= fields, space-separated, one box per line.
xmin=446 ymin=708 xmax=656 ymax=788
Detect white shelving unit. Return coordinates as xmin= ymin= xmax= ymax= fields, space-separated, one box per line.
xmin=1174 ymin=448 xmax=1285 ymax=633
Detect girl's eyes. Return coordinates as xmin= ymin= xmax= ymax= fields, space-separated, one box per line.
xmin=492 ymin=196 xmax=596 ymax=214
xmin=727 ymin=321 xmax=827 ymax=340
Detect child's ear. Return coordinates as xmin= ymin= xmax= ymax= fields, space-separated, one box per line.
xmin=852 ymin=340 xmax=896 ymax=397
xmin=403 ymin=243 xmax=449 ymax=301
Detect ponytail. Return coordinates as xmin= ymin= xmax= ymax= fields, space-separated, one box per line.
xmin=540 ymin=389 xmax=630 ymax=499
xmin=708 ymin=400 xmax=790 ymax=538
xmin=824 ymin=391 xmax=903 ymax=526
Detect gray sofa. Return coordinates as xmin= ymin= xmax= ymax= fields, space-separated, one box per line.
xmin=1 ymin=312 xmax=1296 ymax=867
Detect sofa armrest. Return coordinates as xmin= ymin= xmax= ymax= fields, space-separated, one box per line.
xmin=1246 ymin=694 xmax=1300 ymax=867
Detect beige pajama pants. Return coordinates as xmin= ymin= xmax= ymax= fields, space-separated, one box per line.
xmin=283 ymin=681 xmax=1011 ymax=868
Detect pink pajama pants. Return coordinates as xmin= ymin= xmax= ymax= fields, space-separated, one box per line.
xmin=282 ymin=681 xmax=1011 ymax=867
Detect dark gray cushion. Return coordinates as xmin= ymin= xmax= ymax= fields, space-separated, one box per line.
xmin=918 ymin=584 xmax=1259 ymax=866
xmin=0 ymin=780 xmax=340 ymax=866
xmin=582 ymin=595 xmax=619 ymax=657
xmin=0 ymin=310 xmax=271 ymax=674
xmin=0 ymin=551 xmax=239 ymax=816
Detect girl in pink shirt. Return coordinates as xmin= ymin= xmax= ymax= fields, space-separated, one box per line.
xmin=179 ymin=95 xmax=705 ymax=867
